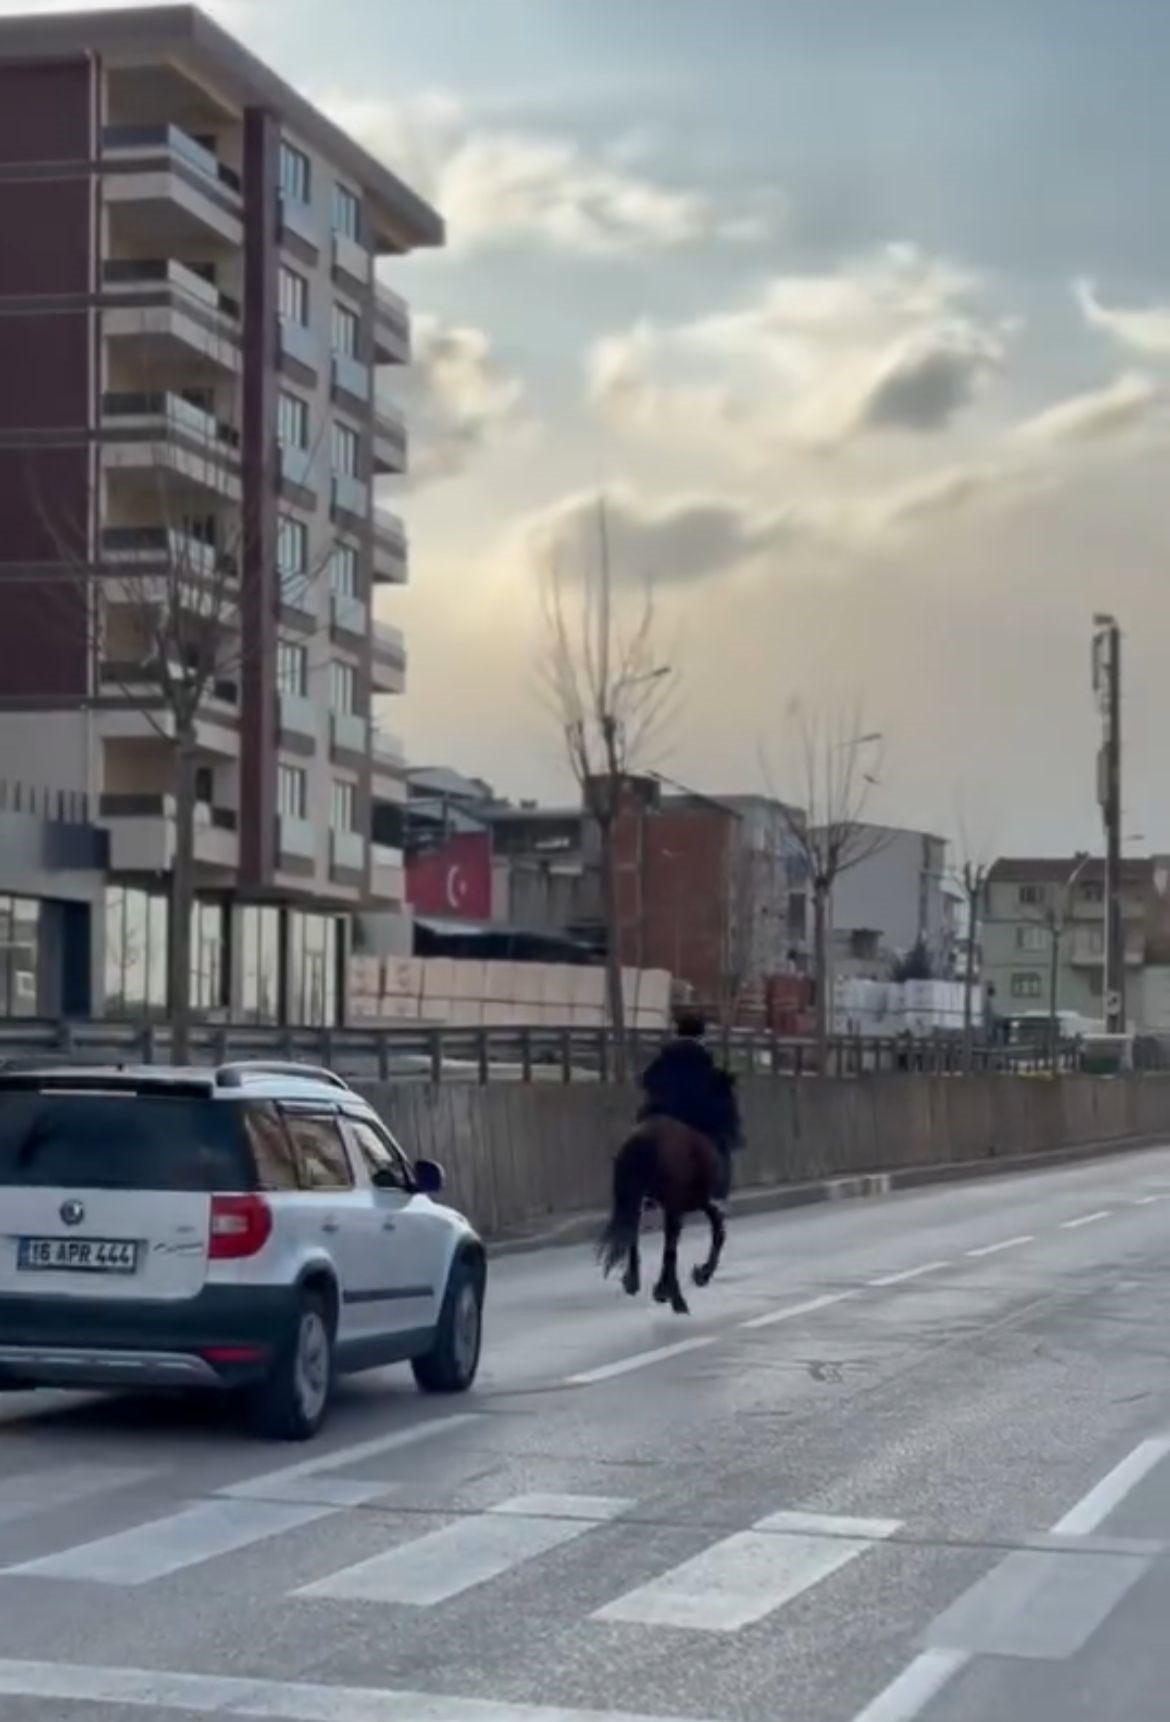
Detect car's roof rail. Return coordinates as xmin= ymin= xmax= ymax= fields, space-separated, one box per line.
xmin=214 ymin=1060 xmax=353 ymax=1093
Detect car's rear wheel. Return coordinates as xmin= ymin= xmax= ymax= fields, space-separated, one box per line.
xmin=248 ymin=1289 xmax=334 ymax=1440
xmin=412 ymin=1258 xmax=483 ymax=1394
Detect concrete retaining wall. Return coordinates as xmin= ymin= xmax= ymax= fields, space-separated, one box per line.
xmin=355 ymin=1074 xmax=1170 ymax=1239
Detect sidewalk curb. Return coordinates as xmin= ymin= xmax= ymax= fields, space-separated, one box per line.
xmin=486 ymin=1130 xmax=1170 ymax=1259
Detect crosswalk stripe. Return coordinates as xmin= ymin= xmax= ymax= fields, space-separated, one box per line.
xmin=297 ymin=1492 xmax=631 ymax=1606
xmin=0 ymin=1463 xmax=161 ymax=1529
xmin=5 ymin=1497 xmax=335 ymax=1585
xmin=593 ymin=1510 xmax=901 ymax=1633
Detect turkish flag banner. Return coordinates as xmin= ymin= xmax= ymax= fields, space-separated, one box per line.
xmin=407 ymin=832 xmax=492 ymax=920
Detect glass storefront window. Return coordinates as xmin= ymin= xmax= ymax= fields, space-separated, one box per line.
xmin=0 ymin=894 xmax=40 ymax=1017
xmin=239 ymin=905 xmax=281 ymax=1024
xmin=191 ymin=901 xmax=226 ymax=1014
xmin=105 ymin=888 xmax=223 ymax=1020
xmin=286 ymin=910 xmax=341 ymax=1026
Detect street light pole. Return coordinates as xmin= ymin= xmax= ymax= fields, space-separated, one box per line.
xmin=1049 ymin=852 xmax=1089 ymax=1063
xmin=1093 ymin=616 xmax=1124 ymax=1033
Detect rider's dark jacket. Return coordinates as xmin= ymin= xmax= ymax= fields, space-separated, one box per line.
xmin=639 ymin=1038 xmax=740 ymax=1150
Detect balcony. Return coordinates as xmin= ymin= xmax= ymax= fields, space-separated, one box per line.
xmin=331 ymin=828 xmax=365 ymax=874
xmin=371 ymin=726 xmax=406 ymax=783
xmin=102 ymin=392 xmax=241 ymax=501
xmin=370 ymin=842 xmax=405 ymax=904
xmin=279 ymin=443 xmax=316 ymax=495
xmin=102 ymin=124 xmax=243 ymax=249
xmin=331 ymin=591 xmax=368 ymax=640
xmin=331 ymin=472 xmax=369 ymax=523
xmin=100 ymin=525 xmax=229 ymax=580
xmin=332 ymin=349 xmax=371 ymax=406
xmin=278 ymin=813 xmax=317 ymax=863
xmin=99 ymin=794 xmax=240 ymax=872
xmin=373 ymin=280 xmax=410 ymax=365
xmin=279 ymin=568 xmax=318 ymax=625
xmin=102 ymin=259 xmax=241 ymax=374
xmin=278 ymin=690 xmax=318 ymax=741
xmin=372 ymin=507 xmax=407 ymax=585
xmin=373 ymin=398 xmax=407 ymax=475
xmin=331 ymin=709 xmax=367 ymax=757
xmin=332 ymin=229 xmax=371 ymax=288
xmin=371 ymin=619 xmax=406 ymax=694
xmin=278 ymin=192 xmax=319 ymax=256
xmin=279 ymin=316 xmax=320 ymax=377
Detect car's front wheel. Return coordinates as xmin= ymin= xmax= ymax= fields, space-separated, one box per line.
xmin=412 ymin=1258 xmax=483 ymax=1393
xmin=248 ymin=1289 xmax=334 ymax=1440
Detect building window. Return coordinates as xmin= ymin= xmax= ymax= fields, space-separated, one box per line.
xmin=332 ymin=301 xmax=359 ymax=357
xmin=1015 ymin=925 xmax=1047 ymax=953
xmin=331 ymin=420 xmax=359 ymax=476
xmin=1011 ymin=972 xmax=1043 ymax=1000
xmin=239 ymin=904 xmax=281 ymax=1024
xmin=278 ymin=391 xmax=309 ymax=450
xmin=280 ymin=139 xmax=311 ymax=205
xmin=0 ymin=894 xmax=40 ymax=1018
xmin=278 ymin=763 xmax=307 ymax=820
xmin=286 ymin=910 xmax=341 ymax=1026
xmin=277 ymin=641 xmax=308 ymax=697
xmin=1018 ymin=884 xmax=1043 ymax=906
xmin=278 ymin=265 xmax=309 ymax=326
xmin=277 ymin=513 xmax=308 ymax=575
xmin=104 ymin=886 xmax=167 ymax=1019
xmin=333 ymin=182 xmax=360 ymax=241
xmin=1080 ymin=879 xmax=1104 ymax=904
xmin=329 ymin=659 xmax=356 ymax=714
xmin=331 ymin=542 xmax=359 ymax=598
xmin=190 ymin=900 xmax=226 ymax=1014
xmin=331 ymin=779 xmax=356 ymax=832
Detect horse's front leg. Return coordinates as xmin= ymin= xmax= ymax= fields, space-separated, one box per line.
xmin=653 ymin=1211 xmax=689 ymax=1314
xmin=692 ymin=1201 xmax=725 ymax=1288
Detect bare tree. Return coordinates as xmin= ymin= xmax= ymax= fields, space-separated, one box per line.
xmin=539 ymin=500 xmax=675 ymax=1076
xmin=947 ymin=798 xmax=1001 ymax=1067
xmin=766 ymin=704 xmax=888 ymax=1071
xmin=34 ymin=391 xmax=338 ymax=1060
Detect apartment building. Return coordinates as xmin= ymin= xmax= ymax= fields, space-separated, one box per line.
xmin=827 ymin=826 xmax=954 ymax=974
xmin=0 ymin=5 xmax=438 ymax=1022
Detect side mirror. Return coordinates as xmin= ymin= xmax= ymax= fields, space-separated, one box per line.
xmin=412 ymin=1157 xmax=444 ymax=1195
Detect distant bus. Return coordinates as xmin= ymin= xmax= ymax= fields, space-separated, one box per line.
xmin=1004 ymin=1010 xmax=1103 ymax=1044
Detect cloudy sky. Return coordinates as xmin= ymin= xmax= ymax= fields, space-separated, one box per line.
xmin=21 ymin=0 xmax=1170 ymax=851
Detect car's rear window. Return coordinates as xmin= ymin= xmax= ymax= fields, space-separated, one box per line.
xmin=0 ymin=1092 xmax=255 ymax=1191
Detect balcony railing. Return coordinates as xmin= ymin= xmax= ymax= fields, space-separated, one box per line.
xmin=332 ymin=229 xmax=371 ymax=285
xmin=331 ymin=828 xmax=365 ymax=873
xmin=332 ymin=472 xmax=369 ymax=521
xmin=332 ymin=349 xmax=371 ymax=404
xmin=278 ymin=813 xmax=317 ymax=861
xmin=373 ymin=279 xmax=410 ymax=363
xmin=279 ymin=316 xmax=319 ymax=373
xmin=371 ymin=727 xmax=406 ymax=771
xmin=102 ymin=124 xmax=242 ymax=196
xmin=331 ymin=709 xmax=368 ymax=755
xmin=278 ymin=192 xmax=319 ymax=250
xmin=279 ymin=443 xmax=316 ymax=492
xmin=102 ymin=391 xmax=240 ymax=456
xmin=278 ymin=690 xmax=318 ymax=739
xmin=331 ymin=591 xmax=368 ymax=638
xmin=372 ymin=507 xmax=407 ymax=585
xmin=103 ymin=258 xmax=240 ymax=323
xmin=373 ymin=398 xmax=407 ymax=474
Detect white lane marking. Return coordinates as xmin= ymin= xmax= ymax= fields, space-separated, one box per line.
xmin=1133 ymin=1195 xmax=1160 ymax=1205
xmin=966 ymin=1235 xmax=1033 ymax=1258
xmin=5 ymin=1497 xmax=333 ymax=1586
xmin=0 ymin=1658 xmax=723 ymax=1722
xmin=0 ymin=1463 xmax=161 ymax=1529
xmin=297 ymin=1493 xmax=630 ymax=1606
xmin=757 ymin=1509 xmax=902 ymax=1540
xmin=220 ymin=1411 xmax=481 ymax=1500
xmin=850 ymin=1649 xmax=971 ymax=1722
xmin=565 ymin=1338 xmax=713 ymax=1386
xmin=594 ymin=1510 xmax=900 ymax=1633
xmin=740 ymin=1291 xmax=853 ymax=1330
xmin=1061 ymin=1210 xmax=1111 ymax=1229
xmin=1051 ymin=1437 xmax=1170 ymax=1536
xmin=868 ymin=1261 xmax=949 ymax=1288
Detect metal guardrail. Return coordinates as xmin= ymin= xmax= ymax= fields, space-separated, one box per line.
xmin=0 ymin=1021 xmax=1086 ymax=1085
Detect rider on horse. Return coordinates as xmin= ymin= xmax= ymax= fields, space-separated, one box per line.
xmin=638 ymin=1010 xmax=742 ymax=1199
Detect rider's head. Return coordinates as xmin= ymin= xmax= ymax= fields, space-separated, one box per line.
xmin=674 ymin=1009 xmax=706 ymax=1040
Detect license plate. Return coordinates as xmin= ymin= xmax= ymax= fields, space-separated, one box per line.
xmin=17 ymin=1236 xmax=139 ymax=1275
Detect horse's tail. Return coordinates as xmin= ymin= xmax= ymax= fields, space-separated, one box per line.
xmin=597 ymin=1128 xmax=656 ymax=1277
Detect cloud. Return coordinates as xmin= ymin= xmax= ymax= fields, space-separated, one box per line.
xmin=588 ymin=244 xmax=1005 ymax=455
xmin=1012 ymin=371 xmax=1163 ymax=445
xmin=320 ymin=90 xmax=774 ymax=255
xmin=1076 ymin=280 xmax=1170 ymax=358
xmin=397 ymin=313 xmax=527 ymax=485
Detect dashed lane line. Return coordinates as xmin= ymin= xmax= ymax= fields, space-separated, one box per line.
xmin=1061 ymin=1210 xmax=1111 ymax=1230
xmin=867 ymin=1261 xmax=950 ymax=1288
xmin=966 ymin=1235 xmax=1034 ymax=1258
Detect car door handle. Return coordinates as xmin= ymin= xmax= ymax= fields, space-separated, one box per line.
xmin=321 ymin=1218 xmax=340 ymax=1234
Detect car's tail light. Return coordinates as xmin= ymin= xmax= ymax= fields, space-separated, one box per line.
xmin=208 ymin=1193 xmax=272 ymax=1260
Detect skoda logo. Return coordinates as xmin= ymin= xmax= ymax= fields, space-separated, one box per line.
xmin=59 ymin=1199 xmax=85 ymax=1227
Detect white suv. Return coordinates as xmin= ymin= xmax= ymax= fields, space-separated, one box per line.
xmin=0 ymin=1061 xmax=486 ymax=1439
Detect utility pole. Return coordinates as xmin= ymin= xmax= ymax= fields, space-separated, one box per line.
xmin=1093 ymin=615 xmax=1124 ymax=1034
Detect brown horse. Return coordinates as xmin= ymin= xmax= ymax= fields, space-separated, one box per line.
xmin=596 ymin=1115 xmax=727 ymax=1315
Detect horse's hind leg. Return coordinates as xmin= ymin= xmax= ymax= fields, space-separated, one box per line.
xmin=692 ymin=1201 xmax=726 ymax=1288
xmin=653 ymin=1211 xmax=689 ymax=1315
xmin=621 ymin=1224 xmax=641 ymax=1297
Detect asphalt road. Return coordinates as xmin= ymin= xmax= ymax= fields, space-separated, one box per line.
xmin=5 ymin=1144 xmax=1170 ymax=1721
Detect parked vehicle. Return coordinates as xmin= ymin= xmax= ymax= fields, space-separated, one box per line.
xmin=0 ymin=1061 xmax=485 ymax=1438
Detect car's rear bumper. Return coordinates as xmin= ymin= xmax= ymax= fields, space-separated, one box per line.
xmin=0 ymin=1285 xmax=297 ymax=1391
